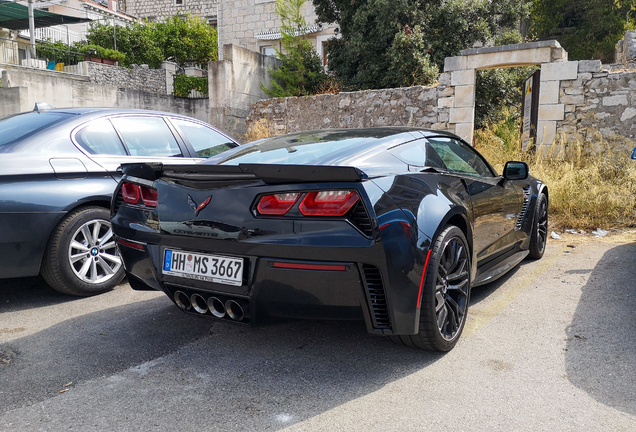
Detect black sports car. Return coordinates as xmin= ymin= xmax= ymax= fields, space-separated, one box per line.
xmin=0 ymin=107 xmax=238 ymax=296
xmin=111 ymin=127 xmax=548 ymax=351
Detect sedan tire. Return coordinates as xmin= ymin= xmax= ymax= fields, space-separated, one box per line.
xmin=41 ymin=207 xmax=124 ymax=296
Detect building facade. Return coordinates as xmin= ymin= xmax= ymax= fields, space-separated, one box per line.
xmin=120 ymin=0 xmax=337 ymax=63
xmin=119 ymin=0 xmax=219 ymax=24
xmin=17 ymin=0 xmax=137 ymax=45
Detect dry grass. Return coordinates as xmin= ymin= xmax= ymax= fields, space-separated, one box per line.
xmin=475 ymin=121 xmax=636 ymax=231
xmin=242 ymin=118 xmax=281 ymax=143
xmin=313 ymin=76 xmax=346 ymax=95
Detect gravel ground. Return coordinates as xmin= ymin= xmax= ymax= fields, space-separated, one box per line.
xmin=0 ymin=239 xmax=634 ymax=432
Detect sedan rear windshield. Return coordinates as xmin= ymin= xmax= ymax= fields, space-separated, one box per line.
xmin=0 ymin=112 xmax=72 ymax=147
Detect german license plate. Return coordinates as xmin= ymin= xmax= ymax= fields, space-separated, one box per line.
xmin=163 ymin=249 xmax=243 ymax=286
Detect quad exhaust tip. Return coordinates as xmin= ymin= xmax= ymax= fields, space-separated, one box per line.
xmin=174 ymin=291 xmax=191 ymax=311
xmin=191 ymin=293 xmax=209 ymax=314
xmin=207 ymin=297 xmax=226 ymax=318
xmin=173 ymin=290 xmax=249 ymax=322
xmin=226 ymin=299 xmax=249 ymax=321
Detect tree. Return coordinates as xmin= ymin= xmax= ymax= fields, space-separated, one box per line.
xmin=154 ymin=14 xmax=218 ymax=66
xmin=87 ymin=21 xmax=163 ymax=68
xmin=86 ymin=14 xmax=217 ymax=68
xmin=313 ymin=0 xmax=530 ymax=90
xmin=261 ymin=0 xmax=326 ymax=97
xmin=530 ymin=0 xmax=631 ymax=62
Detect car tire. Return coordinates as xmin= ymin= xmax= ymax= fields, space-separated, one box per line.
xmin=41 ymin=206 xmax=124 ymax=296
xmin=528 ymin=193 xmax=548 ymax=259
xmin=391 ymin=225 xmax=471 ymax=352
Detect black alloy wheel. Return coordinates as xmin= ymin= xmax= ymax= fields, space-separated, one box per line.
xmin=529 ymin=193 xmax=548 ymax=259
xmin=433 ymin=233 xmax=470 ymax=342
xmin=391 ymin=225 xmax=470 ymax=351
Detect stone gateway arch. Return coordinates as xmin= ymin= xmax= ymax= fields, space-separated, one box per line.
xmin=443 ymin=40 xmax=577 ymax=146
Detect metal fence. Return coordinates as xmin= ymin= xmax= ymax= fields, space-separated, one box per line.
xmin=18 ymin=26 xmax=84 ymax=46
xmin=0 ymin=37 xmax=86 ymax=73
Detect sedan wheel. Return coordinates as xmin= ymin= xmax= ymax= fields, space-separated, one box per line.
xmin=68 ymin=219 xmax=121 ymax=284
xmin=42 ymin=207 xmax=125 ymax=296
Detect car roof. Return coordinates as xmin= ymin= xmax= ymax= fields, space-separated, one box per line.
xmin=214 ymin=127 xmax=467 ymax=174
xmin=261 ymin=127 xmax=463 ymax=142
xmin=35 ymin=107 xmax=195 ymax=118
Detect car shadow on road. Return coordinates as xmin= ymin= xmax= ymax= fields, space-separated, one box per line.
xmin=565 ymin=242 xmax=636 ymax=416
xmin=0 ymin=277 xmax=137 ymax=313
xmin=0 ymin=290 xmax=442 ymax=423
xmin=0 ymin=276 xmax=77 ymax=313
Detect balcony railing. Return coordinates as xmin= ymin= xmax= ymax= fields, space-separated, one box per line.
xmin=18 ymin=26 xmax=84 ymax=46
xmin=0 ymin=37 xmax=87 ymax=75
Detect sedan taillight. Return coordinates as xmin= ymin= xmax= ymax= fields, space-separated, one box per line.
xmin=121 ymin=182 xmax=158 ymax=207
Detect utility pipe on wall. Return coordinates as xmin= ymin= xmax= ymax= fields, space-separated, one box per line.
xmin=27 ymin=0 xmax=36 ymax=59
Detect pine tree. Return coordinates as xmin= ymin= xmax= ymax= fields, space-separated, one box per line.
xmin=261 ymin=0 xmax=326 ymax=97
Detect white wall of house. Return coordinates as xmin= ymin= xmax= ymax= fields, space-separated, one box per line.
xmin=120 ymin=0 xmax=338 ymax=61
xmin=15 ymin=0 xmax=137 ymax=45
xmin=217 ymin=0 xmax=337 ymax=60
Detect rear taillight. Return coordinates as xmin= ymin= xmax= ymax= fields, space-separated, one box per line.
xmin=122 ymin=182 xmax=140 ymax=204
xmin=299 ymin=190 xmax=359 ymax=216
xmin=121 ymin=182 xmax=158 ymax=207
xmin=256 ymin=193 xmax=300 ymax=215
xmin=140 ymin=186 xmax=158 ymax=207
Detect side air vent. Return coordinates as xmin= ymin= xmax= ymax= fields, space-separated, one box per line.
xmin=361 ymin=264 xmax=390 ymax=329
xmin=348 ymin=201 xmax=373 ymax=237
xmin=516 ymin=187 xmax=531 ymax=230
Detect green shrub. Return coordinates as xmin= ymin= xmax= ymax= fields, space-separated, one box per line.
xmin=79 ymin=44 xmax=126 ymax=62
xmin=86 ymin=14 xmax=217 ymax=68
xmin=173 ymin=75 xmax=208 ymax=97
xmin=36 ymin=39 xmax=85 ymax=64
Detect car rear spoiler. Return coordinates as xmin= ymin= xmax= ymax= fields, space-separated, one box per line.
xmin=119 ymin=163 xmax=368 ymax=184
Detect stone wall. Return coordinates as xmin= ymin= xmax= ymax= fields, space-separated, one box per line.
xmin=86 ymin=62 xmax=167 ymax=94
xmin=122 ymin=0 xmax=218 ymax=22
xmin=248 ymin=59 xmax=636 ymax=150
xmin=615 ymin=31 xmax=636 ymax=64
xmin=556 ymin=61 xmax=636 ymax=149
xmin=247 ymin=79 xmax=453 ymax=135
xmin=0 ymin=64 xmax=208 ymax=123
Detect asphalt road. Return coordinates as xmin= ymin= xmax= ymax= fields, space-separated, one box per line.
xmin=0 ymin=239 xmax=635 ymax=432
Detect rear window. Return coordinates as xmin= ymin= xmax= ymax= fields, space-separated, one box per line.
xmin=389 ymin=140 xmax=446 ymax=169
xmin=75 ymin=119 xmax=127 ymax=155
xmin=171 ymin=118 xmax=236 ymax=158
xmin=219 ymin=132 xmax=374 ymax=165
xmin=110 ymin=116 xmax=182 ymax=157
xmin=0 ymin=112 xmax=71 ymax=147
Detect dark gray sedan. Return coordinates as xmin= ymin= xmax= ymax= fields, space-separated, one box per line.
xmin=0 ymin=107 xmax=238 ymax=296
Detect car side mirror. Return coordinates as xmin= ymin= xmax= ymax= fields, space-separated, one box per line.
xmin=503 ymin=161 xmax=529 ymax=180
xmin=632 ymin=147 xmax=636 ymax=160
